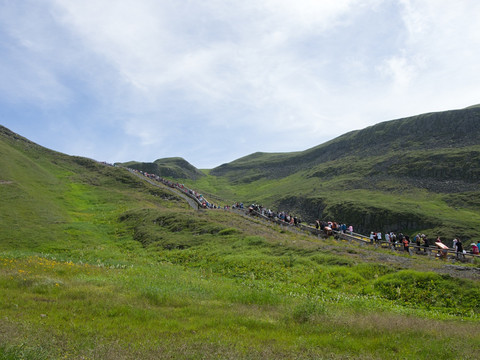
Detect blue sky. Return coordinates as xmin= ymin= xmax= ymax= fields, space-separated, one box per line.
xmin=1 ymin=0 xmax=480 ymax=168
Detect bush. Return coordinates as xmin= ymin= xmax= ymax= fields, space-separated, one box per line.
xmin=245 ymin=236 xmax=267 ymax=246
xmin=374 ymin=270 xmax=480 ymax=312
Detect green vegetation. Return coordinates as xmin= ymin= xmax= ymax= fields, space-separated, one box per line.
xmin=116 ymin=157 xmax=205 ymax=180
xmin=1 ymin=124 xmax=480 ymax=359
xmin=176 ymin=107 xmax=480 ymax=243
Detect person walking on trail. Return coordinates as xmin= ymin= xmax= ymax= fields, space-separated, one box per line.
xmin=402 ymin=236 xmax=410 ymax=254
xmin=472 ymin=243 xmax=479 ymax=255
xmin=455 ymin=238 xmax=465 ymax=259
xmin=415 ymin=234 xmax=421 ymax=253
xmin=422 ymin=235 xmax=429 ymax=253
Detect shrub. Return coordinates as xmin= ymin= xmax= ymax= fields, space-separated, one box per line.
xmin=245 ymin=236 xmax=267 ymax=246
xmin=374 ymin=270 xmax=480 ymax=312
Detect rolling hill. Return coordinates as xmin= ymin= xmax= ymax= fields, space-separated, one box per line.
xmin=117 ymin=157 xmax=205 ymax=180
xmin=184 ymin=106 xmax=480 ymax=241
xmin=1 ymin=123 xmax=480 ymax=359
xmin=211 ymin=106 xmax=480 ymax=181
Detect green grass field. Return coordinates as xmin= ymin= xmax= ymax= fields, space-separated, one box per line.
xmin=1 ymin=126 xmax=480 ymax=359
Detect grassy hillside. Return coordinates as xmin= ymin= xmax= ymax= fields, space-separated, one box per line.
xmin=116 ymin=157 xmax=205 ymax=180
xmin=1 ymin=125 xmax=480 ymax=359
xmin=185 ymin=107 xmax=480 ymax=241
xmin=211 ymin=106 xmax=480 ymax=180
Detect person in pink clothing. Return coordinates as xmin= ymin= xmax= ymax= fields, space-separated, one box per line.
xmin=471 ymin=243 xmax=479 ymax=255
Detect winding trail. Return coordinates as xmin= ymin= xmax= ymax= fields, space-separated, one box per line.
xmin=127 ymin=168 xmax=200 ymax=210
xmin=126 ymin=167 xmax=480 ymax=265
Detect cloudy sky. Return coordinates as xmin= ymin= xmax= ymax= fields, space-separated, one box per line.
xmin=1 ymin=0 xmax=479 ymax=168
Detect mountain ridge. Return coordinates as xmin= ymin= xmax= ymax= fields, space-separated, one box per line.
xmin=210 ymin=106 xmax=480 ymax=181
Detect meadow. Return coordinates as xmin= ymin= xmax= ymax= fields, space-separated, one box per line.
xmin=1 ymin=126 xmax=480 ymax=359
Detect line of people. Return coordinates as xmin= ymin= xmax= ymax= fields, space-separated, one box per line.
xmin=248 ymin=204 xmax=302 ymax=226
xmin=369 ymin=231 xmax=480 ymax=258
xmin=129 ymin=169 xmax=221 ymax=209
xmin=128 ymin=167 xmax=479 ymax=258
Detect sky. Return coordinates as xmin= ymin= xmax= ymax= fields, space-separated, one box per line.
xmin=1 ymin=0 xmax=480 ymax=169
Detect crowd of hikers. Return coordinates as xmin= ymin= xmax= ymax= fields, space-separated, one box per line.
xmin=367 ymin=231 xmax=480 ymax=258
xmin=130 ymin=169 xmax=223 ymax=209
xmin=246 ymin=204 xmax=479 ymax=258
xmin=129 ymin=168 xmax=479 ymax=259
xmin=247 ymin=204 xmax=302 ymax=226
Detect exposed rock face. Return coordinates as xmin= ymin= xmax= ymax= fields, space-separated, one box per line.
xmin=273 ymin=196 xmax=440 ymax=235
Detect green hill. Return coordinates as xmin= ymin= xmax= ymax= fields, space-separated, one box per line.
xmin=1 ymin=124 xmax=480 ymax=359
xmin=188 ymin=107 xmax=480 ymax=241
xmin=211 ymin=106 xmax=480 ymax=180
xmin=0 ymin=125 xmax=184 ymax=257
xmin=116 ymin=157 xmax=205 ymax=180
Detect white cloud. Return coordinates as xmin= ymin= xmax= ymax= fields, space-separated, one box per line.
xmin=49 ymin=0 xmax=358 ymax=114
xmin=0 ymin=2 xmax=71 ymax=106
xmin=1 ymin=0 xmax=480 ymax=168
xmin=378 ymin=54 xmax=417 ymax=90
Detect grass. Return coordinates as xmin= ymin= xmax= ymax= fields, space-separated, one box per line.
xmin=1 ymin=125 xmax=480 ymax=359
xmin=2 ymin=252 xmax=479 ymax=359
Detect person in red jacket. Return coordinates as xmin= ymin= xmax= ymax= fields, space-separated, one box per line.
xmin=471 ymin=243 xmax=479 ymax=255
xmin=402 ymin=236 xmax=410 ymax=254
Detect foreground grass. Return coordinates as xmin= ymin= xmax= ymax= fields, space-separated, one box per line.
xmin=1 ymin=253 xmax=479 ymax=360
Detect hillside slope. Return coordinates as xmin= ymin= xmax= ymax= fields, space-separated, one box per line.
xmin=189 ymin=106 xmax=480 ymax=239
xmin=0 ymin=125 xmax=183 ymax=256
xmin=211 ymin=106 xmax=480 ymax=183
xmin=117 ymin=157 xmax=205 ymax=180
